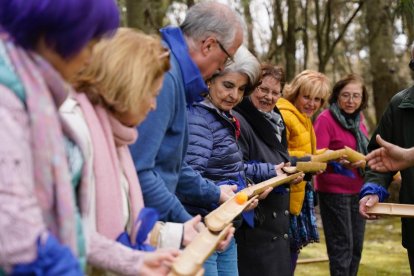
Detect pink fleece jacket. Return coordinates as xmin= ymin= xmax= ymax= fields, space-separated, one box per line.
xmin=314 ymin=109 xmax=369 ymax=194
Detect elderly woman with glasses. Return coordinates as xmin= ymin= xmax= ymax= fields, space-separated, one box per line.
xmin=183 ymin=47 xmax=295 ymax=276
xmin=314 ymin=74 xmax=369 ymax=276
xmin=276 ymin=70 xmax=331 ymax=272
xmin=233 ymin=65 xmax=301 ymax=276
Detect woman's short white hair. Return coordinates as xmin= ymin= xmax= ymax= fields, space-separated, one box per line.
xmin=214 ymin=45 xmax=260 ymax=95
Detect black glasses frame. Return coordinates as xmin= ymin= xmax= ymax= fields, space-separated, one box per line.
xmin=216 ymin=40 xmax=234 ymax=64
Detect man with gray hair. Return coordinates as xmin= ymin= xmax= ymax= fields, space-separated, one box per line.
xmin=129 ymin=1 xmax=243 ymax=246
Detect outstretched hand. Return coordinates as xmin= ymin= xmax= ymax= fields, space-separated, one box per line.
xmin=358 ymin=194 xmax=379 ymax=220
xmin=182 ymin=215 xmax=204 ymax=246
xmin=274 ymin=162 xmax=285 ymax=176
xmin=216 ymin=225 xmax=235 ymax=252
xmin=218 ymin=184 xmax=238 ymax=204
xmin=290 ymin=173 xmax=304 ymax=185
xmin=139 ymin=248 xmax=180 ymax=276
xmin=338 ymin=157 xmax=365 ymax=169
xmin=366 ymin=135 xmax=414 ymax=172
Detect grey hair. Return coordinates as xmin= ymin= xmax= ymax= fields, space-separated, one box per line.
xmin=213 ymin=45 xmax=260 ymax=95
xmin=180 ymin=1 xmax=243 ymax=49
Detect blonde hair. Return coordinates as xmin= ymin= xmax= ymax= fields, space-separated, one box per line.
xmin=283 ymin=70 xmax=331 ymax=107
xmin=73 ymin=27 xmax=170 ymax=114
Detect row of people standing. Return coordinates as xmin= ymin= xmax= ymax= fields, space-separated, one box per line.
xmin=185 ymin=46 xmax=278 ymax=275
xmin=0 ymin=7 xmax=189 ymax=276
xmin=180 ymin=37 xmax=410 ymax=276
xmin=191 ymin=63 xmax=370 ymax=276
xmin=273 ymin=71 xmax=369 ymax=276
xmin=181 ymin=50 xmax=369 ymax=276
xmin=0 ymin=1 xmax=241 ymax=275
xmin=0 ymin=0 xmax=377 ymax=275
xmin=254 ymin=70 xmax=368 ymax=275
xmin=0 ymin=1 xmax=310 ymax=275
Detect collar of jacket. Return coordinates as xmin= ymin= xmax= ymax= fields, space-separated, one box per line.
xmin=276 ymin=97 xmax=308 ymax=125
xmin=160 ymin=26 xmax=207 ymax=105
xmin=194 ymin=98 xmax=237 ymax=128
xmin=398 ymin=86 xmax=414 ymax=109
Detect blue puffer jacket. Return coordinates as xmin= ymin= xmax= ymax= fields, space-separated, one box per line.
xmin=182 ymin=99 xmax=276 ymax=215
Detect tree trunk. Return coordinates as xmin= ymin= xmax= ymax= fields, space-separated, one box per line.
xmin=285 ymin=0 xmax=297 ymax=81
xmin=186 ymin=0 xmax=194 ymax=8
xmin=365 ymin=0 xmax=401 ymax=122
xmin=267 ymin=0 xmax=285 ymax=65
xmin=301 ymin=0 xmax=310 ymax=70
xmin=242 ymin=0 xmax=256 ymax=56
xmin=314 ymin=0 xmax=362 ymax=73
xmin=126 ymin=0 xmax=167 ymax=33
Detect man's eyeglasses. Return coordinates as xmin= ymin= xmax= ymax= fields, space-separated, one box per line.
xmin=339 ymin=93 xmax=362 ymax=101
xmin=216 ymin=39 xmax=234 ymax=66
xmin=257 ymin=86 xmax=281 ymax=98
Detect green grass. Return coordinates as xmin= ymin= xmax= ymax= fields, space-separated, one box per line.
xmin=295 ymin=216 xmax=410 ymax=275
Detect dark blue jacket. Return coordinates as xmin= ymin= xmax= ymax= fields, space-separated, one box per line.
xmin=129 ymin=27 xmax=220 ymax=223
xmin=182 ymin=99 xmax=276 ymax=215
xmin=233 ymin=96 xmax=291 ymax=276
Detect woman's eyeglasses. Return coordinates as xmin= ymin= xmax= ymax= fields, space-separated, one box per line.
xmin=257 ymin=86 xmax=281 ymax=98
xmin=339 ymin=93 xmax=362 ymax=101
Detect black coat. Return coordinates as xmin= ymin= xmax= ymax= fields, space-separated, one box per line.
xmin=233 ymin=97 xmax=292 ymax=276
xmin=365 ymin=86 xmax=414 ymax=250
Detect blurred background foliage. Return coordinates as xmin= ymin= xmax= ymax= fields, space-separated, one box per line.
xmin=116 ymin=0 xmax=414 ymax=128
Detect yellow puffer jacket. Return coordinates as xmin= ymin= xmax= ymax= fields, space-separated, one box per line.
xmin=276 ymin=98 xmax=317 ymax=215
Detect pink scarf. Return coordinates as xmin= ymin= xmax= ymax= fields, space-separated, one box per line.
xmin=75 ymin=93 xmax=144 ymax=242
xmin=2 ymin=36 xmax=78 ymax=253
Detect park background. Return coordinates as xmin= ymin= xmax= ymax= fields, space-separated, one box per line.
xmin=117 ymin=0 xmax=413 ymax=274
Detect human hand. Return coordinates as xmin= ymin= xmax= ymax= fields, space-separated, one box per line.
xmin=182 ymin=215 xmax=204 ymax=247
xmin=274 ymin=162 xmax=285 ymax=176
xmin=216 ymin=225 xmax=235 ymax=252
xmin=350 ymin=160 xmax=366 ymax=168
xmin=242 ymin=188 xmax=272 ymax=211
xmin=359 ymin=194 xmax=380 ymax=219
xmin=219 ymin=184 xmax=237 ymax=204
xmin=258 ymin=187 xmax=273 ymax=200
xmin=290 ymin=173 xmax=305 ymax=184
xmin=139 ymin=248 xmax=180 ymax=276
xmin=366 ymin=134 xmax=414 ymax=172
xmin=339 ymin=156 xmax=365 ymax=169
xmin=243 ymin=197 xmax=259 ymax=211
